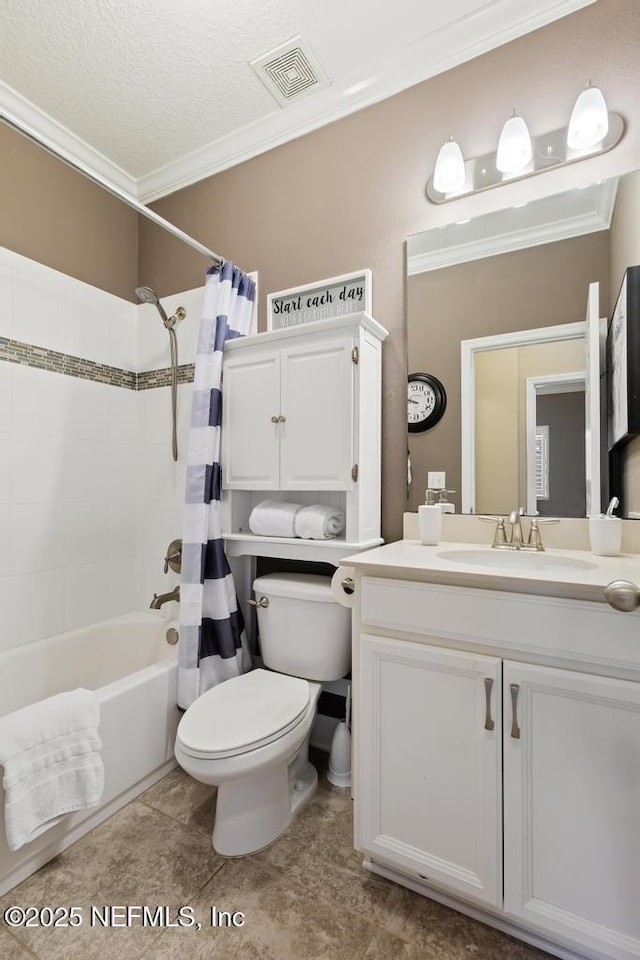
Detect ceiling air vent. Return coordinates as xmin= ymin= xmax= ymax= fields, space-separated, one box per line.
xmin=251 ymin=36 xmax=328 ymax=107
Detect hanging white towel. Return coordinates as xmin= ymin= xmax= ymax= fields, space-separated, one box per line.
xmin=248 ymin=500 xmax=303 ymax=538
xmin=0 ymin=688 xmax=104 ymax=852
xmin=294 ymin=504 xmax=346 ymax=540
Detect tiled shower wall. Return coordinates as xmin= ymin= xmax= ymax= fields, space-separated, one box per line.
xmin=0 ymin=247 xmax=203 ymax=652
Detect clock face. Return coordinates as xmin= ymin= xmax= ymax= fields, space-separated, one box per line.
xmin=407 ymin=373 xmax=446 ymax=432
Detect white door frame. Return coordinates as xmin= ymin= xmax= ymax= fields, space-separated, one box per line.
xmin=460 ymin=322 xmax=585 ymax=514
xmin=525 ymin=371 xmax=585 ymax=515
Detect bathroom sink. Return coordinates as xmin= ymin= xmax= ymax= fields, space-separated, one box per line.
xmin=436 ymin=549 xmax=597 ymax=572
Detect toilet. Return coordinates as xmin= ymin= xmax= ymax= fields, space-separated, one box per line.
xmin=174 ymin=573 xmax=351 ymax=856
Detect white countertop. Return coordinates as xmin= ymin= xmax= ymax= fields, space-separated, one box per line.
xmin=342 ymin=540 xmax=640 ymax=603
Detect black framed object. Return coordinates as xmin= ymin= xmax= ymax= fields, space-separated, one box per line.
xmin=607 ymin=264 xmax=640 ymax=451
xmin=407 ymin=373 xmax=447 ymax=433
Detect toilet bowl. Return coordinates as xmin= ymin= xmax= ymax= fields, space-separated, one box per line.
xmin=174 ymin=573 xmax=351 ymax=856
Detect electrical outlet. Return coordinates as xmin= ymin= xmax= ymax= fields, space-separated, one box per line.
xmin=428 ymin=471 xmax=446 ymax=489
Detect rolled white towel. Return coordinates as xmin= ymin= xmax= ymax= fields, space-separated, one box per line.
xmin=294 ymin=504 xmax=346 ymax=540
xmin=249 ymin=500 xmax=303 ymax=538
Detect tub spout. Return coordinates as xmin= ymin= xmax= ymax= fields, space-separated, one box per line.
xmin=150 ymin=586 xmax=180 ymax=609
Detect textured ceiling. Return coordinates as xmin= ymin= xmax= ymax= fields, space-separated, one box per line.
xmin=0 ymin=0 xmax=596 ymax=199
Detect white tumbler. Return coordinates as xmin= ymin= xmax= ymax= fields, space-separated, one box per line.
xmin=588 ymin=516 xmax=622 ymax=556
xmin=418 ymin=504 xmax=442 ymax=545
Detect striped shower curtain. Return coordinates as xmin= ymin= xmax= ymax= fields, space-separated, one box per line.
xmin=178 ymin=261 xmax=255 ymax=710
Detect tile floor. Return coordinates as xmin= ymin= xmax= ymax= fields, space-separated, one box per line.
xmin=0 ymin=755 xmax=553 ymax=959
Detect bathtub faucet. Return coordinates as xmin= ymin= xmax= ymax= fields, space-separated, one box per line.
xmin=150 ymin=586 xmax=180 ymax=609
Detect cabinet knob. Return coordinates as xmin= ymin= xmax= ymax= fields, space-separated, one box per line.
xmin=604 ymin=580 xmax=640 ymax=612
xmin=278 ymin=415 xmax=286 ymax=423
xmin=270 ymin=415 xmax=279 ymax=423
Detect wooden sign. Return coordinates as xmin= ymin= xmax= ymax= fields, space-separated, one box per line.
xmin=267 ymin=270 xmax=372 ymax=330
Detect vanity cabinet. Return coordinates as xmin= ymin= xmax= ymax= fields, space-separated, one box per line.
xmin=220 ymin=313 xmax=388 ymax=555
xmin=353 ymin=572 xmax=640 ymax=960
xmin=358 ymin=635 xmax=502 ymax=907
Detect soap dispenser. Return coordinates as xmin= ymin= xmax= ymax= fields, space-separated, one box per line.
xmin=438 ymin=489 xmax=456 ymax=514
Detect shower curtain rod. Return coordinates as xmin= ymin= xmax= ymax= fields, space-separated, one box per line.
xmin=3 ymin=115 xmax=225 ymax=268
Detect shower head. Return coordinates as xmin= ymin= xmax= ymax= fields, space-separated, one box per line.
xmin=135 ymin=285 xmax=159 ymax=305
xmin=135 ymin=285 xmax=170 ymax=326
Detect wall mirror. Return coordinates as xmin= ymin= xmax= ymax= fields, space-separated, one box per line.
xmin=407 ymin=167 xmax=640 ymax=518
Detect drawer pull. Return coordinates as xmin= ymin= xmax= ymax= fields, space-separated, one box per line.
xmin=483 ymin=677 xmax=495 ymax=731
xmin=510 ymin=683 xmax=521 ymax=739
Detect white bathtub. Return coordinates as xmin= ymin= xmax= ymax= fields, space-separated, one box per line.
xmin=0 ymin=611 xmax=180 ymax=895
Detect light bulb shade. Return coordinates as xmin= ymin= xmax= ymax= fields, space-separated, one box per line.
xmin=567 ymin=85 xmax=609 ymax=149
xmin=496 ymin=114 xmax=532 ymax=174
xmin=433 ymin=139 xmax=465 ymax=193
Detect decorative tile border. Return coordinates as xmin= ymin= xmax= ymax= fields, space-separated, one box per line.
xmin=137 ymin=364 xmax=196 ymax=390
xmin=0 ymin=337 xmax=195 ymax=391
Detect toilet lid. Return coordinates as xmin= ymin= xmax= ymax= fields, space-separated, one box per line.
xmin=176 ymin=669 xmax=310 ymax=760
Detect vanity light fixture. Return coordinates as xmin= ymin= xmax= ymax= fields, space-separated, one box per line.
xmin=496 ymin=111 xmax=532 ymax=174
xmin=567 ymin=82 xmax=609 ymax=149
xmin=432 ymin=136 xmax=466 ymax=194
xmin=427 ymin=83 xmax=623 ymax=204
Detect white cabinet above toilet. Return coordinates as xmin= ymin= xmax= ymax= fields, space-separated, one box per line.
xmin=221 ymin=313 xmax=388 ymax=561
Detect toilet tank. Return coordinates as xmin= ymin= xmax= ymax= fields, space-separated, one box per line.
xmin=252 ymin=573 xmax=351 ymax=682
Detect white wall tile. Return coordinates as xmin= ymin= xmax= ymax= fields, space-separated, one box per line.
xmin=12 ymin=270 xmax=66 ymax=351
xmin=106 ymin=559 xmax=138 ymax=618
xmin=64 ymin=501 xmax=110 ymax=567
xmin=108 ymin=387 xmax=138 ymax=444
xmin=11 ymin=365 xmax=67 ymax=438
xmin=8 ymin=568 xmax=67 ymax=647
xmin=0 ymin=264 xmax=12 ymax=339
xmin=108 ymin=500 xmax=138 ymax=559
xmin=137 ymin=387 xmax=171 ymax=445
xmin=0 ymin=363 xmax=11 ymax=433
xmin=0 ymin=434 xmax=10 ymax=502
xmin=106 ymin=443 xmax=137 ymax=500
xmin=109 ymin=309 xmax=137 ymax=372
xmin=136 ymin=442 xmax=185 ymax=502
xmin=64 ymin=296 xmax=111 ymax=366
xmin=63 ymin=378 xmax=111 ymax=443
xmin=10 ymin=503 xmax=68 ymax=575
xmin=136 ymin=500 xmax=183 ymax=561
xmin=0 ymin=578 xmax=12 ymax=650
xmin=64 ymin=561 xmax=110 ymax=632
xmin=61 ymin=440 xmax=111 ymax=502
xmin=136 ymin=307 xmax=171 ymax=372
xmin=0 ymin=506 xmax=10 ymax=576
xmin=11 ymin=434 xmax=66 ymax=503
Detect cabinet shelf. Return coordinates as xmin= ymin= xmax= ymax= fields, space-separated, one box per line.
xmin=224 ymin=532 xmax=382 ymax=563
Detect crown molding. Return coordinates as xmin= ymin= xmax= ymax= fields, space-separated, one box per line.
xmin=1 ymin=0 xmax=596 ymax=203
xmin=408 ymin=177 xmax=618 ymax=274
xmin=137 ymin=0 xmax=597 ymax=201
xmin=0 ymin=81 xmax=138 ymax=196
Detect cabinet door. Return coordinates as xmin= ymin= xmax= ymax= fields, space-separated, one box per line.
xmin=279 ymin=337 xmax=354 ymax=489
xmin=503 ymin=661 xmax=640 ymax=960
xmin=357 ymin=635 xmax=502 ymax=907
xmin=222 ymin=351 xmax=280 ymax=489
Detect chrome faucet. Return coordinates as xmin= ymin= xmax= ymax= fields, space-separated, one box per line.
xmin=150 ymin=586 xmax=180 ymax=609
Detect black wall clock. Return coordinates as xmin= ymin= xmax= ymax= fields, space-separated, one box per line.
xmin=407 ymin=373 xmax=447 ymax=432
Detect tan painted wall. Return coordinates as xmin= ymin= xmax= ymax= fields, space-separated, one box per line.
xmin=141 ymin=0 xmax=640 ymax=542
xmin=408 ymin=231 xmax=609 ymax=512
xmin=0 ymin=123 xmax=138 ymax=301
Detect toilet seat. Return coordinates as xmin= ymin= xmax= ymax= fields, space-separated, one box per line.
xmin=176 ymin=669 xmax=310 ymax=760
